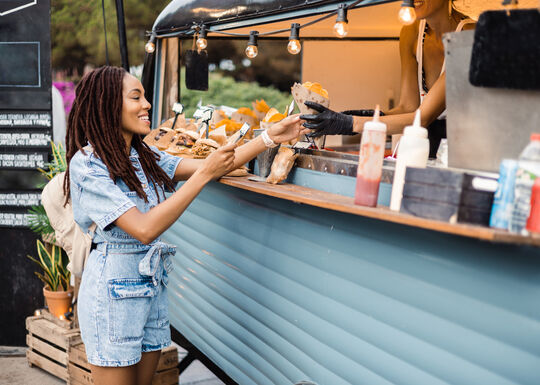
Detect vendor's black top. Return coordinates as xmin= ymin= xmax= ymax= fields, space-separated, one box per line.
xmin=152 ymin=0 xmax=397 ymax=36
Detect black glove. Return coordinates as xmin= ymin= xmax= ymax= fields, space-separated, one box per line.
xmin=341 ymin=109 xmax=386 ymax=117
xmin=300 ymin=101 xmax=354 ymax=137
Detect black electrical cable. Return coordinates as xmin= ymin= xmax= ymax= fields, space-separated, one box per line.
xmin=115 ymin=0 xmax=130 ymax=71
xmin=101 ymin=0 xmax=109 ymax=65
xmin=153 ymin=0 xmax=367 ymax=39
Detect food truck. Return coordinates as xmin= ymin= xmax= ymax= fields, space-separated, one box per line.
xmin=144 ymin=1 xmax=540 ymax=384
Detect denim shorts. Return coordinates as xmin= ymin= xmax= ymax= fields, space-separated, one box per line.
xmin=78 ymin=241 xmax=175 ymax=367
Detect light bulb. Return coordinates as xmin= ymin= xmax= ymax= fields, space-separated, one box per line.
xmin=196 ymin=37 xmax=207 ymax=50
xmin=398 ymin=6 xmax=416 ymax=25
xmin=287 ymin=39 xmax=301 ymax=55
xmin=245 ymin=45 xmax=258 ymax=58
xmin=145 ymin=41 xmax=156 ymax=53
xmin=333 ymin=21 xmax=348 ymax=38
xmin=288 ymin=23 xmax=301 ymax=55
xmin=34 ymin=309 xmax=41 ymax=316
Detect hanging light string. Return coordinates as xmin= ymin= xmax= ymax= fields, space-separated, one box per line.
xmin=145 ymin=0 xmax=413 ymax=55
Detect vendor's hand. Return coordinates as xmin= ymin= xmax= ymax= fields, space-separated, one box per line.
xmin=300 ymin=101 xmax=354 ymax=137
xmin=267 ymin=114 xmax=310 ymax=144
xmin=199 ymin=143 xmax=236 ymax=180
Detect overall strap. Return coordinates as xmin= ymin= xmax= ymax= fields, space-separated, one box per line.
xmin=440 ymin=18 xmax=475 ymax=73
xmin=416 ymin=19 xmax=428 ymax=103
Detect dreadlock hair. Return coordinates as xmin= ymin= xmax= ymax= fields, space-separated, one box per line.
xmin=63 ymin=66 xmax=176 ymax=206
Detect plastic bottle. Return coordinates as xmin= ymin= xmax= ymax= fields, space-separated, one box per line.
xmin=390 ymin=110 xmax=430 ymax=211
xmin=490 ymin=159 xmax=518 ymax=229
xmin=526 ymin=178 xmax=540 ymax=234
xmin=354 ymin=106 xmax=387 ymax=207
xmin=509 ymin=134 xmax=540 ymax=234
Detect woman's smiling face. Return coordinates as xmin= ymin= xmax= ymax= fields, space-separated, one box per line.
xmin=121 ymin=73 xmax=152 ymax=138
xmin=414 ymin=0 xmax=448 ymax=19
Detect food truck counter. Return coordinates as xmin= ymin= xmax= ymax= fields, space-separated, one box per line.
xmin=218 ymin=174 xmax=540 ymax=248
xmin=162 ymin=170 xmax=540 ymax=385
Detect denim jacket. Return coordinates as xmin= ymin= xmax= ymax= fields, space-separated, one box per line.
xmin=69 ymin=145 xmax=181 ymax=246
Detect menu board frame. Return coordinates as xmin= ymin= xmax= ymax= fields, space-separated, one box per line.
xmin=0 ymin=0 xmax=53 ymax=346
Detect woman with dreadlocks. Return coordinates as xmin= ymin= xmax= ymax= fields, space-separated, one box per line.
xmin=65 ymin=66 xmax=307 ymax=385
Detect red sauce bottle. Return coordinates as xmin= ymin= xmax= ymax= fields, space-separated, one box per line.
xmin=354 ymin=106 xmax=387 ymax=207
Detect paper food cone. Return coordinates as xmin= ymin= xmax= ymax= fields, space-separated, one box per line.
xmin=291 ymin=82 xmax=330 ymax=115
xmin=231 ymin=111 xmax=258 ymax=127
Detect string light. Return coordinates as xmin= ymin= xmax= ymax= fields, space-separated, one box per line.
xmin=173 ymin=2 xmax=413 ymax=56
xmin=245 ymin=31 xmax=259 ymax=58
xmin=287 ymin=23 xmax=301 ymax=55
xmin=398 ymin=0 xmax=416 ymax=25
xmin=196 ymin=26 xmax=208 ymax=50
xmin=333 ymin=4 xmax=349 ymax=38
xmin=34 ymin=309 xmax=41 ymax=316
xmin=145 ymin=35 xmax=156 ymax=53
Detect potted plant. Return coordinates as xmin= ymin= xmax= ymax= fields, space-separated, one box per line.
xmin=27 ymin=240 xmax=72 ymax=318
xmin=27 ymin=142 xmax=73 ymax=318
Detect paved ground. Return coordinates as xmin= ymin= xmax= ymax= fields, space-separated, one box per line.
xmin=0 ymin=345 xmax=224 ymax=385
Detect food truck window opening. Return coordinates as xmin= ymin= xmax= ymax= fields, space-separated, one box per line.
xmin=150 ymin=1 xmax=403 ymax=149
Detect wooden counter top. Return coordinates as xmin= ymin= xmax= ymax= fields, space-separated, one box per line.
xmin=220 ymin=175 xmax=540 ymax=248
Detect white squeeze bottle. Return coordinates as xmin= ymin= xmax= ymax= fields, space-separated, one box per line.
xmin=390 ymin=110 xmax=430 ymax=211
xmin=354 ymin=105 xmax=387 ymax=207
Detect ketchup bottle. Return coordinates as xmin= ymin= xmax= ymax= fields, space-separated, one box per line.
xmin=526 ymin=178 xmax=540 ymax=234
xmin=354 ymin=106 xmax=387 ymax=207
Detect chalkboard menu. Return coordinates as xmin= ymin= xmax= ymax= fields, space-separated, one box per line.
xmin=0 ymin=0 xmax=51 ymax=226
xmin=0 ymin=0 xmax=52 ymax=346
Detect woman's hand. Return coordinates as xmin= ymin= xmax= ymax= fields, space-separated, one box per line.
xmin=198 ymin=143 xmax=236 ymax=180
xmin=300 ymin=101 xmax=355 ymax=137
xmin=267 ymin=114 xmax=310 ymax=144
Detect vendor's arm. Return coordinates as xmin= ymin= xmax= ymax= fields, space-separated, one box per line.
xmin=351 ymin=23 xmax=445 ymax=135
xmin=387 ymin=23 xmax=421 ymax=115
xmin=303 ymin=23 xmax=446 ymax=136
xmin=352 ymin=74 xmax=446 ymax=135
xmin=172 ymin=114 xmax=307 ymax=180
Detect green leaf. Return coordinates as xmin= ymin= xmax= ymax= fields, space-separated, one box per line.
xmin=27 ymin=205 xmax=55 ymax=240
xmin=34 ymin=272 xmax=52 ymax=288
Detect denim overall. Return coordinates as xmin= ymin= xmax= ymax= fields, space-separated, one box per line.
xmin=70 ymin=146 xmax=181 ymax=366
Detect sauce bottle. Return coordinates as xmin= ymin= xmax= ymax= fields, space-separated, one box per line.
xmin=526 ymin=178 xmax=540 ymax=234
xmin=354 ymin=106 xmax=387 ymax=207
xmin=509 ymin=133 xmax=540 ymax=234
xmin=390 ymin=110 xmax=429 ymax=211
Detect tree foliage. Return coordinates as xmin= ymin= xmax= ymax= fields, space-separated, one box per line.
xmin=51 ymin=0 xmax=169 ymax=73
xmin=180 ymin=71 xmax=292 ymax=118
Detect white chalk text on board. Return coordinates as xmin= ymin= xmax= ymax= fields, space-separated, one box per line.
xmin=0 ymin=153 xmax=46 ymax=168
xmin=0 ymin=132 xmax=51 ymax=146
xmin=0 ymin=192 xmax=41 ymax=207
xmin=0 ymin=113 xmax=51 ymax=127
xmin=0 ymin=213 xmax=32 ymax=227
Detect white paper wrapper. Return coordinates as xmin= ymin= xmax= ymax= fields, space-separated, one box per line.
xmin=266 ymin=147 xmax=298 ymax=184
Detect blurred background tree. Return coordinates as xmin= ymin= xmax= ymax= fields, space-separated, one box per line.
xmin=51 ymin=1 xmax=300 ymax=114
xmin=51 ymin=0 xmax=169 ymax=76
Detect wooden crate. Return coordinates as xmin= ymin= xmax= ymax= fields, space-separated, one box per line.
xmin=68 ymin=343 xmax=179 ymax=385
xmin=26 ymin=315 xmax=82 ymax=382
xmin=27 ymin=315 xmax=179 ymax=385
